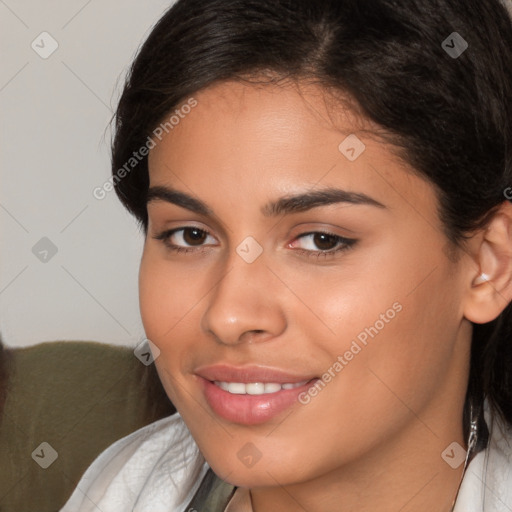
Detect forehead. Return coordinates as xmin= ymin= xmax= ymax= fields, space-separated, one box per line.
xmin=147 ymin=80 xmax=439 ymax=227
xmin=150 ymin=79 xmax=367 ymax=165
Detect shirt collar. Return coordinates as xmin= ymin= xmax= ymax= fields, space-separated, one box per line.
xmin=224 ymin=486 xmax=253 ymax=512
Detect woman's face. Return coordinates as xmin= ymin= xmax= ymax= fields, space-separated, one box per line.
xmin=140 ymin=80 xmax=472 ymax=487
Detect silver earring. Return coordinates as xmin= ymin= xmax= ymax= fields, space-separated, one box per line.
xmin=466 ymin=403 xmax=478 ymax=461
xmin=450 ymin=405 xmax=479 ymax=511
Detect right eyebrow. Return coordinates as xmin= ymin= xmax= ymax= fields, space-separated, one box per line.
xmin=146 ymin=186 xmax=213 ymax=216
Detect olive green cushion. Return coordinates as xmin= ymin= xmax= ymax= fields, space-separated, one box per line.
xmin=0 ymin=341 xmax=174 ymax=512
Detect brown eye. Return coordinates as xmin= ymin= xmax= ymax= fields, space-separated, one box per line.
xmin=312 ymin=233 xmax=339 ymax=251
xmin=153 ymin=226 xmax=216 ymax=253
xmin=289 ymin=231 xmax=357 ymax=260
xmin=182 ymin=228 xmax=208 ymax=246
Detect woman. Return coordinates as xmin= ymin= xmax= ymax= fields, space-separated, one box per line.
xmin=61 ymin=0 xmax=512 ymax=510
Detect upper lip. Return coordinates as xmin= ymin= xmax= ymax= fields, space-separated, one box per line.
xmin=195 ymin=364 xmax=317 ymax=384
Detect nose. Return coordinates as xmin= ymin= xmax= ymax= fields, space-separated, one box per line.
xmin=201 ymin=250 xmax=287 ymax=346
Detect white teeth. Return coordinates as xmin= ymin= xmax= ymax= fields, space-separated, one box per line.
xmin=246 ymin=383 xmax=265 ymax=395
xmin=218 ymin=381 xmax=230 ymax=392
xmin=214 ymin=380 xmax=308 ymax=395
xmin=227 ymin=382 xmax=246 ymax=394
xmin=264 ymin=383 xmax=282 ymax=393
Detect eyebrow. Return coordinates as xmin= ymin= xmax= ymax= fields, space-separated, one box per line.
xmin=146 ymin=185 xmax=386 ymax=217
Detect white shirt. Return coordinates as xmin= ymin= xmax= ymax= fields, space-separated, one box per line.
xmin=60 ymin=411 xmax=512 ymax=512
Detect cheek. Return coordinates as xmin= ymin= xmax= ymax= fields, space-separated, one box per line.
xmin=342 ymin=273 xmax=459 ymax=415
xmin=139 ymin=251 xmax=193 ymax=405
xmin=138 ymin=248 xmax=200 ymax=342
xmin=308 ymin=242 xmax=460 ymax=406
xmin=138 ymin=247 xmax=214 ymax=404
xmin=138 ymin=256 xmax=169 ymax=341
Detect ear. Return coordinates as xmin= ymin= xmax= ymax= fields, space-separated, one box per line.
xmin=463 ymin=200 xmax=512 ymax=324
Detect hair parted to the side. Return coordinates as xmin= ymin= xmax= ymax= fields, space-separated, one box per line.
xmin=110 ymin=0 xmax=512 ymax=451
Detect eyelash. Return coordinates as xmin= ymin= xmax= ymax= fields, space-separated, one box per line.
xmin=153 ymin=227 xmax=357 ymax=260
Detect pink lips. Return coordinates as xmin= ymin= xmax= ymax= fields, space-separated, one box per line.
xmin=195 ymin=364 xmax=318 ymax=425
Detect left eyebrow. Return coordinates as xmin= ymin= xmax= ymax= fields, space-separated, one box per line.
xmin=145 ymin=185 xmax=386 ymax=217
xmin=261 ymin=188 xmax=386 ymax=216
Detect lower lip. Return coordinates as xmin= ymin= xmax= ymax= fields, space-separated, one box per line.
xmin=200 ymin=377 xmax=318 ymax=425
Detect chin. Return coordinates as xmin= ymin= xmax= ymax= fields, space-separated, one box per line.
xmin=201 ymin=446 xmax=307 ymax=488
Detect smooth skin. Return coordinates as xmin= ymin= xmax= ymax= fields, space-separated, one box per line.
xmin=139 ymin=79 xmax=512 ymax=512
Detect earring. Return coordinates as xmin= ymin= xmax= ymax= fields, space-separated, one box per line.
xmin=450 ymin=404 xmax=479 ymax=511
xmin=473 ymin=272 xmax=490 ymax=285
xmin=466 ymin=403 xmax=478 ymax=463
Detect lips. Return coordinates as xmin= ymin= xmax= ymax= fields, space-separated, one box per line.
xmin=195 ymin=364 xmax=316 ymax=384
xmin=195 ymin=364 xmax=318 ymax=425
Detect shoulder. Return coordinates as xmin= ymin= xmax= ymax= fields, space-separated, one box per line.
xmin=455 ymin=411 xmax=512 ymax=511
xmin=60 ymin=413 xmax=209 ymax=512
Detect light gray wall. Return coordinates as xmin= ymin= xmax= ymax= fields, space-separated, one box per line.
xmin=1 ymin=0 xmax=174 ymax=347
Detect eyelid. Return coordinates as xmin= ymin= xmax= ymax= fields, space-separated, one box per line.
xmin=289 ymin=231 xmax=357 ymax=254
xmin=147 ymin=204 xmax=228 ymax=238
xmin=153 ymin=226 xmax=217 ymax=246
